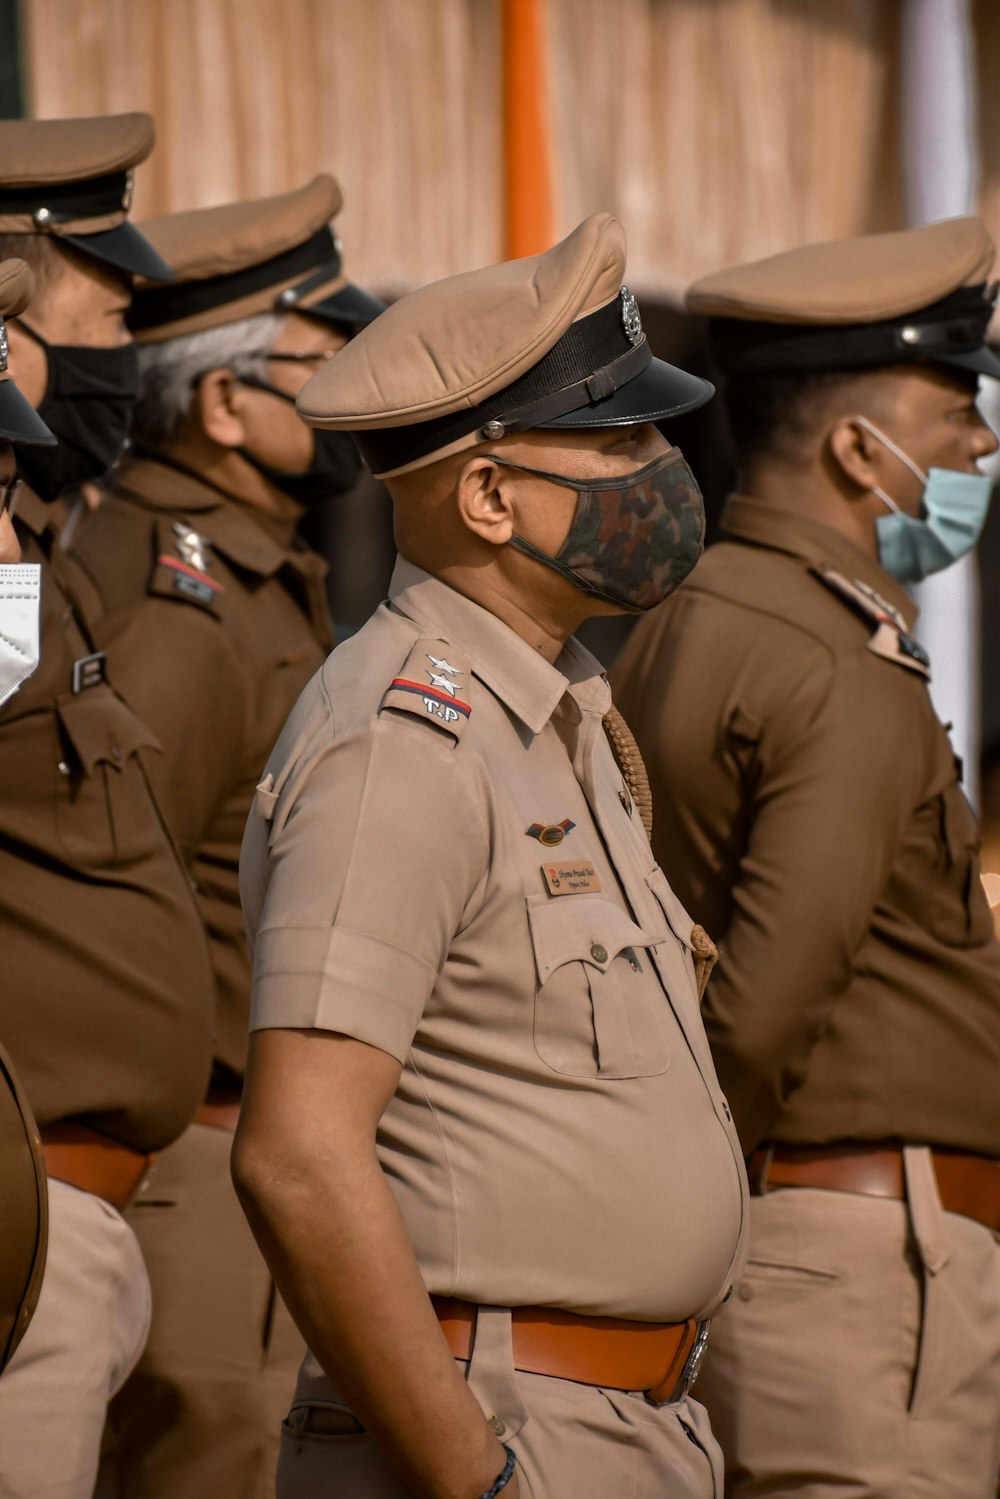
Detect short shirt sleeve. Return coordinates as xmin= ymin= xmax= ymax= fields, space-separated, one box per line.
xmin=247 ymin=711 xmax=488 ymax=1062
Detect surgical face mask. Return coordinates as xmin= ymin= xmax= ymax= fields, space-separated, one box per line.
xmin=0 ymin=563 xmax=41 ymax=708
xmin=236 ymin=377 xmax=362 ymax=504
xmin=12 ymin=321 xmax=139 ymax=502
xmin=857 ymin=414 xmax=994 ymax=583
xmin=491 ymin=446 xmax=706 ymax=612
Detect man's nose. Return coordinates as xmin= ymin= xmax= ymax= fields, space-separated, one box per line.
xmin=972 ymin=415 xmax=999 ymax=461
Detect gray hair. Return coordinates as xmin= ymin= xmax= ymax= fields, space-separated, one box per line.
xmin=132 ymin=312 xmax=283 ymax=449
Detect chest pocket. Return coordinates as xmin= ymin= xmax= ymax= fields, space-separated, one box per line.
xmin=526 ymin=894 xmax=670 ymax=1079
xmin=929 ymin=781 xmax=995 ymax=948
xmin=54 ymin=687 xmax=162 ymax=869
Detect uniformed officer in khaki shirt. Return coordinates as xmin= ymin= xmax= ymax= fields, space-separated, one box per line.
xmin=67 ymin=177 xmax=383 ymax=1499
xmin=614 ymin=217 xmax=1000 ymax=1498
xmin=0 ymin=117 xmax=216 ymax=1497
xmin=0 ymin=257 xmax=55 ymax=1380
xmin=232 ymin=212 xmax=748 ymax=1499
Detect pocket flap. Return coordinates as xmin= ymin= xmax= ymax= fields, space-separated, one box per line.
xmin=55 ymin=687 xmax=161 ymax=775
xmin=526 ymin=893 xmax=666 ymax=984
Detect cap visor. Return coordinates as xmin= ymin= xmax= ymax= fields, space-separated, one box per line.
xmin=0 ymin=382 xmax=56 ymax=445
xmin=62 ymin=222 xmax=174 ymax=283
xmin=536 ymin=355 xmax=714 ymax=429
xmin=305 ymin=281 xmax=388 ymax=331
xmin=934 ymin=346 xmax=1000 ymax=381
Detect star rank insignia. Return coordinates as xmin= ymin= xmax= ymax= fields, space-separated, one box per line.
xmin=526 ymin=818 xmax=576 ymax=847
xmin=173 ymin=521 xmax=212 ymax=575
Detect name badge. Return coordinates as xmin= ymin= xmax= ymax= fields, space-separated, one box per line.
xmin=71 ymin=652 xmax=106 ymax=693
xmin=541 ymin=861 xmax=602 ymax=897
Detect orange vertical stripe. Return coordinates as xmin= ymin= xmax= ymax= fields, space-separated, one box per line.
xmin=502 ymin=0 xmax=554 ymax=259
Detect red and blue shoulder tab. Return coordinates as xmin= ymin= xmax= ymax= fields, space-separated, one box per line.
xmin=810 ymin=565 xmax=930 ymax=680
xmin=148 ymin=518 xmax=224 ymax=616
xmin=379 ymin=638 xmax=472 ymax=741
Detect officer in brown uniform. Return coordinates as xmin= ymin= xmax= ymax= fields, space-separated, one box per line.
xmin=232 ymin=212 xmax=749 ymax=1499
xmin=0 ymin=117 xmax=216 ymax=1496
xmin=0 ymin=257 xmax=56 ymax=1381
xmin=66 ymin=177 xmax=384 ymax=1498
xmin=614 ymin=218 xmax=1000 ymax=1498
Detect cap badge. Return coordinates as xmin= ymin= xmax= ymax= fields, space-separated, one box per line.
xmin=526 ymin=819 xmax=576 ymax=847
xmin=122 ymin=171 xmax=134 ymax=213
xmin=0 ymin=319 xmax=7 ymax=375
xmin=620 ymin=285 xmax=643 ymax=346
xmin=173 ymin=521 xmax=212 ymax=575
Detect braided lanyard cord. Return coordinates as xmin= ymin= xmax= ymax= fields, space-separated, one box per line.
xmin=603 ymin=704 xmax=653 ymax=841
xmin=479 ymin=1444 xmax=517 ymax=1498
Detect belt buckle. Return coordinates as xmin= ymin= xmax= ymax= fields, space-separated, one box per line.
xmin=671 ymin=1320 xmax=710 ymax=1402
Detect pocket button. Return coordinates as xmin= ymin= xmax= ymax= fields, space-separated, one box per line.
xmin=590 ymin=943 xmax=608 ymax=963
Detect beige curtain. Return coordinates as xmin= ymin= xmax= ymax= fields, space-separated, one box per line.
xmin=22 ymin=0 xmax=502 ymax=296
xmin=20 ymin=0 xmax=997 ymax=301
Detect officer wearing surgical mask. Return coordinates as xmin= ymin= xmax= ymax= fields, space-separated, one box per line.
xmin=0 ymin=257 xmax=53 ymax=1388
xmin=614 ymin=217 xmax=1000 ymax=1499
xmin=0 ymin=257 xmax=54 ymax=705
xmin=65 ymin=177 xmax=384 ymax=1499
xmin=0 ymin=116 xmax=216 ymax=1499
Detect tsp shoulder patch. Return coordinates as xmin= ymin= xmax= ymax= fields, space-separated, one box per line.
xmin=811 ymin=565 xmax=931 ymax=680
xmin=380 ymin=637 xmax=472 ymax=741
xmin=148 ymin=518 xmax=224 ymax=617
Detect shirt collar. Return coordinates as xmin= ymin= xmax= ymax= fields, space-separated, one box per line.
xmin=388 ymin=557 xmax=610 ymax=735
xmin=721 ymin=493 xmax=918 ymax=630
xmin=114 ymin=456 xmax=316 ymax=579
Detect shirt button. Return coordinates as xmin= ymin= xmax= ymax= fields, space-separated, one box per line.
xmin=57 ymin=761 xmax=71 ymax=776
xmin=488 ymin=1414 xmax=506 ymax=1437
xmin=590 ymin=943 xmax=608 ymax=963
xmin=738 ymin=1283 xmax=754 ymax=1302
xmin=109 ymin=743 xmax=124 ymax=764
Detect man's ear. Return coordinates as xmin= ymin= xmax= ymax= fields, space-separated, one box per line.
xmin=454 ymin=455 xmax=515 ymax=547
xmin=828 ymin=416 xmax=880 ymax=493
xmin=195 ymin=368 xmax=247 ymax=449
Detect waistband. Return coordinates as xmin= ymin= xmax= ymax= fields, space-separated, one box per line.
xmin=40 ymin=1122 xmax=156 ymax=1211
xmin=747 ymin=1142 xmax=1000 ymax=1233
xmin=431 ymin=1296 xmax=709 ymax=1407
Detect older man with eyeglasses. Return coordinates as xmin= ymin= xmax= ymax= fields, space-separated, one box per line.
xmin=66 ymin=175 xmax=385 ymax=1499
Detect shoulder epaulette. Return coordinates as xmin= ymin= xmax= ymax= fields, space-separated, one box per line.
xmin=811 ymin=565 xmax=930 ymax=680
xmin=379 ymin=637 xmax=471 ymax=742
xmin=148 ymin=517 xmax=224 ymax=616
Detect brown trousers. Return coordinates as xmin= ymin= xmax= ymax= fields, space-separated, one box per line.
xmin=696 ymin=1147 xmax=1000 ymax=1498
xmin=0 ymin=1179 xmax=151 ymax=1499
xmin=97 ymin=1121 xmax=304 ymax=1499
xmin=276 ymin=1306 xmax=723 ymax=1499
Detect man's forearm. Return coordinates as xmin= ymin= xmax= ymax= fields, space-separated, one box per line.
xmin=234 ymin=1136 xmax=510 ymax=1499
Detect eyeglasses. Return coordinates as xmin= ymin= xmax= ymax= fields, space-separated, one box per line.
xmin=0 ymin=474 xmax=22 ymax=519
xmin=242 ymin=349 xmax=339 ymax=366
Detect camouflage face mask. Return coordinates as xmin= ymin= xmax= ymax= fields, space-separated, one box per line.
xmin=492 ymin=447 xmax=706 ymax=611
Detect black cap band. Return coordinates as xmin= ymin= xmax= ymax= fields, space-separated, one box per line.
xmin=354 ymin=295 xmax=645 ymax=474
xmin=708 ymin=283 xmax=998 ymax=375
xmin=0 ymin=169 xmax=132 ymax=227
xmin=127 ymin=226 xmax=342 ymax=333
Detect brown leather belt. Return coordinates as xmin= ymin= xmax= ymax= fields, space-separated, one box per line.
xmin=40 ymin=1122 xmax=156 ymax=1212
xmin=194 ymin=1087 xmax=242 ymax=1132
xmin=747 ymin=1143 xmax=1000 ymax=1233
xmin=431 ymin=1296 xmax=709 ymax=1406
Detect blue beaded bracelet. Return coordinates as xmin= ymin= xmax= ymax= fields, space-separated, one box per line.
xmin=479 ymin=1442 xmax=517 ymax=1498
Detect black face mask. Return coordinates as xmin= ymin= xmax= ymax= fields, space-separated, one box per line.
xmin=237 ymin=378 xmax=362 ymax=504
xmin=13 ymin=321 xmax=139 ymax=502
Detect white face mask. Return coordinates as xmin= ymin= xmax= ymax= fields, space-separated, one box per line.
xmin=0 ymin=564 xmax=41 ymax=708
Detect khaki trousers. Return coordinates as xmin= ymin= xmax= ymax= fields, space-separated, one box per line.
xmin=0 ymin=1179 xmax=151 ymax=1499
xmin=276 ymin=1306 xmax=723 ymax=1499
xmin=98 ymin=1121 xmax=304 ymax=1499
xmin=696 ymin=1149 xmax=1000 ymax=1498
